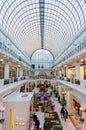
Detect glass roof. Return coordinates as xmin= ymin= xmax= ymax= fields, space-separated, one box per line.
xmin=31 ymin=49 xmax=54 ymax=62
xmin=0 ymin=0 xmax=86 ymax=58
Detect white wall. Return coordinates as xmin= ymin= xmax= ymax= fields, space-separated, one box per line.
xmin=3 ymin=101 xmax=30 ymax=130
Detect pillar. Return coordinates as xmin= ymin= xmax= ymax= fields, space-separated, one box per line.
xmin=20 ymin=68 xmax=23 ymax=78
xmin=75 ymin=63 xmax=80 ymax=79
xmin=4 ymin=64 xmax=9 ymax=79
xmin=66 ymin=67 xmax=68 ymax=78
xmin=58 ymin=85 xmax=62 ymax=98
xmin=16 ymin=67 xmax=18 ymax=79
xmin=65 ymin=90 xmax=71 ymax=114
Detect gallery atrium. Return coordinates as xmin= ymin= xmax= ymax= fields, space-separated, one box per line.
xmin=0 ymin=0 xmax=86 ymax=130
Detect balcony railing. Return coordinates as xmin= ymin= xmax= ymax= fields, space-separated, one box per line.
xmin=0 ymin=41 xmax=30 ymax=67
xmin=57 ymin=76 xmax=86 ymax=94
xmin=58 ymin=76 xmax=80 ymax=85
xmin=56 ymin=42 xmax=86 ymax=66
xmin=2 ymin=76 xmax=29 ymax=85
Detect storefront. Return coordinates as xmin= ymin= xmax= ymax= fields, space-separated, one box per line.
xmin=68 ymin=67 xmax=76 ymax=83
xmin=9 ymin=66 xmax=17 ymax=82
xmin=70 ymin=94 xmax=82 ymax=118
xmin=73 ymin=99 xmax=82 ymax=116
xmin=80 ymin=64 xmax=86 ymax=79
xmin=0 ymin=64 xmax=4 ymax=79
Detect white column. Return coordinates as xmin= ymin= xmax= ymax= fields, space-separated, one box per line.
xmin=4 ymin=64 xmax=9 ymax=79
xmin=16 ymin=67 xmax=18 ymax=79
xmin=66 ymin=67 xmax=68 ymax=77
xmin=65 ymin=90 xmax=71 ymax=115
xmin=20 ymin=68 xmax=23 ymax=78
xmin=58 ymin=85 xmax=62 ymax=98
xmin=62 ymin=68 xmax=65 ymax=76
xmin=75 ymin=64 xmax=80 ymax=79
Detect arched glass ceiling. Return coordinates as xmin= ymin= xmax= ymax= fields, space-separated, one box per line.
xmin=0 ymin=0 xmax=86 ymax=58
xmin=31 ymin=49 xmax=54 ymax=62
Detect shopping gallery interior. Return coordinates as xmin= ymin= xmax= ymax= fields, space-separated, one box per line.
xmin=0 ymin=0 xmax=86 ymax=130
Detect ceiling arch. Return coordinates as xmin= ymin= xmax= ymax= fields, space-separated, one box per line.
xmin=31 ymin=48 xmax=54 ymax=62
xmin=0 ymin=0 xmax=86 ymax=58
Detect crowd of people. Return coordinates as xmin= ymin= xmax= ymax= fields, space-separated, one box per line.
xmin=29 ymin=88 xmax=68 ymax=130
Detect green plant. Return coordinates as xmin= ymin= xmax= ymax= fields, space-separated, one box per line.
xmin=60 ymin=99 xmax=66 ymax=106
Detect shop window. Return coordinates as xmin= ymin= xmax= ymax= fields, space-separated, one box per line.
xmin=0 ymin=66 xmax=4 ymax=79
xmin=9 ymin=66 xmax=17 ymax=78
xmin=23 ymin=70 xmax=26 ymax=76
xmin=80 ymin=65 xmax=86 ymax=79
xmin=68 ymin=67 xmax=75 ymax=83
xmin=73 ymin=99 xmax=82 ymax=116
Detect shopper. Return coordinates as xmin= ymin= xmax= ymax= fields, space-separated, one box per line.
xmin=35 ymin=117 xmax=40 ymax=130
xmin=63 ymin=108 xmax=68 ymax=121
xmin=58 ymin=96 xmax=60 ymax=102
xmin=33 ymin=113 xmax=37 ymax=122
xmin=60 ymin=106 xmax=64 ymax=118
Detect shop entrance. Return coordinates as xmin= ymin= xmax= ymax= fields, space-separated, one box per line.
xmin=73 ymin=99 xmax=82 ymax=117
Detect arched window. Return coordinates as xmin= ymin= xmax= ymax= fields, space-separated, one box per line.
xmin=31 ymin=49 xmax=54 ymax=69
xmin=31 ymin=49 xmax=54 ymax=62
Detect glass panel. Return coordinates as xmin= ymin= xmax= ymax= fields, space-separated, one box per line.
xmin=31 ymin=49 xmax=54 ymax=62
xmin=0 ymin=0 xmax=86 ymax=58
xmin=0 ymin=65 xmax=4 ymax=79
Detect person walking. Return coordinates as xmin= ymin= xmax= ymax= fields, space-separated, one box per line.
xmin=63 ymin=108 xmax=68 ymax=121
xmin=33 ymin=113 xmax=37 ymax=122
xmin=58 ymin=96 xmax=60 ymax=102
xmin=60 ymin=106 xmax=64 ymax=118
xmin=35 ymin=117 xmax=40 ymax=130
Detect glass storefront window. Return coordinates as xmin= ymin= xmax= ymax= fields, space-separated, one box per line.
xmin=9 ymin=66 xmax=17 ymax=78
xmin=0 ymin=65 xmax=4 ymax=79
xmin=80 ymin=65 xmax=86 ymax=79
xmin=68 ymin=67 xmax=76 ymax=83
xmin=23 ymin=70 xmax=26 ymax=76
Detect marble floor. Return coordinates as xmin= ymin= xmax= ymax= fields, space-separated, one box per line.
xmin=33 ymin=88 xmax=76 ymax=130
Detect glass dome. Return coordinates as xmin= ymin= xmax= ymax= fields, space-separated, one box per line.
xmin=31 ymin=49 xmax=54 ymax=62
